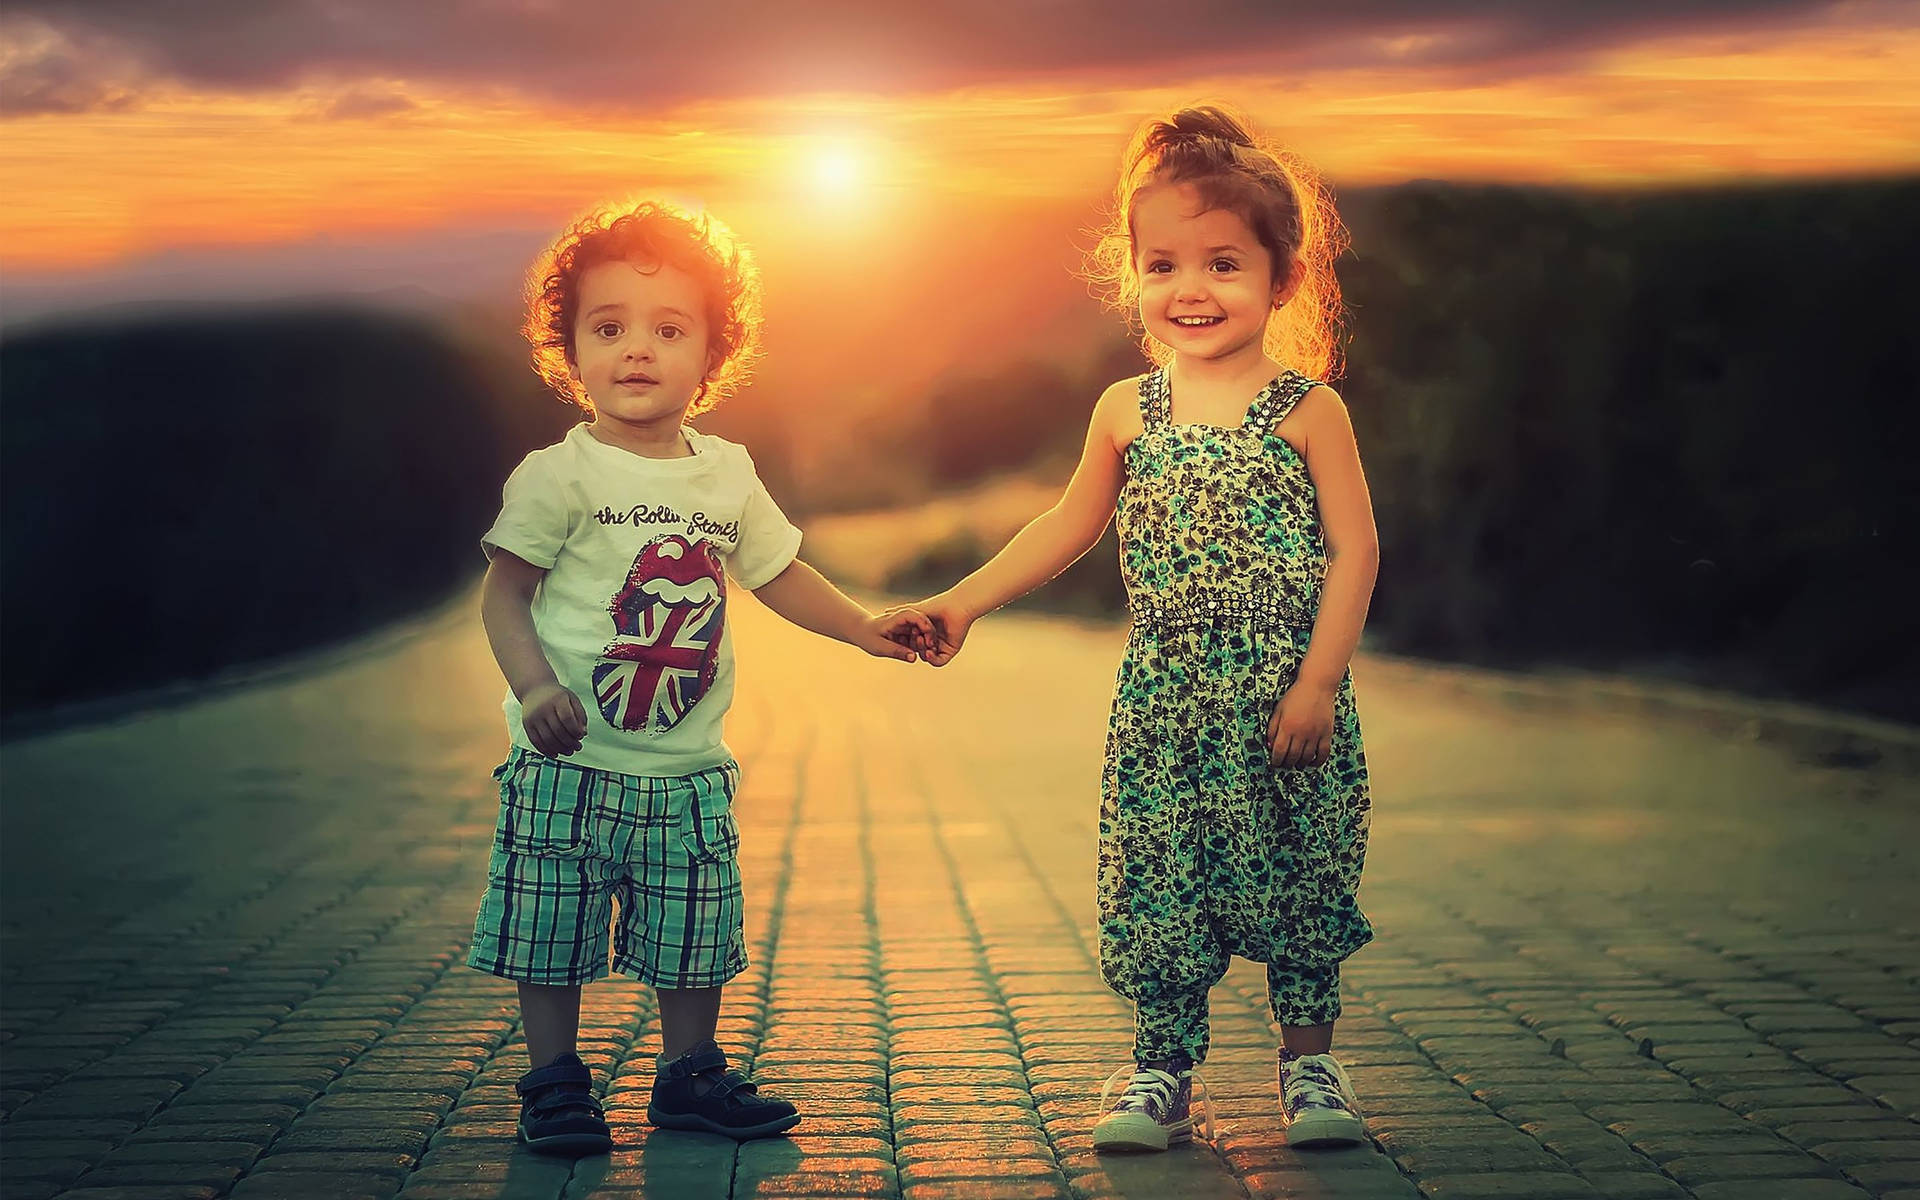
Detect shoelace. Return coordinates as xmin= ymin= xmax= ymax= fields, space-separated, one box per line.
xmin=1112 ymin=1067 xmax=1176 ymax=1115
xmin=1283 ymin=1058 xmax=1350 ymax=1112
xmin=1097 ymin=1064 xmax=1218 ymax=1142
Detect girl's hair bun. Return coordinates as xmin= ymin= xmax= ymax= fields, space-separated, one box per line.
xmin=1159 ymin=106 xmax=1258 ymax=151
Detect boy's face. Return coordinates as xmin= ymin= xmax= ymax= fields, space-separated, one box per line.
xmin=569 ymin=258 xmax=715 ymax=431
xmin=1132 ymin=182 xmax=1293 ymax=365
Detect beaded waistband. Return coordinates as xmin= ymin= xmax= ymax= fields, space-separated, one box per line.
xmin=1126 ymin=590 xmax=1314 ymax=634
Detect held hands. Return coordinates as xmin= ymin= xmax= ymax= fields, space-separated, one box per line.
xmin=902 ymin=593 xmax=973 ymax=667
xmin=864 ymin=606 xmax=936 ymax=663
xmin=521 ymin=681 xmax=588 ymax=758
xmin=1268 ymin=679 xmax=1336 ymax=769
xmin=870 ymin=593 xmax=972 ymax=666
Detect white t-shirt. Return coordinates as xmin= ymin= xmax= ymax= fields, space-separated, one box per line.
xmin=482 ymin=423 xmax=803 ymax=777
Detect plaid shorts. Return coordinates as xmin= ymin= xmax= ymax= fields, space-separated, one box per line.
xmin=466 ymin=748 xmax=748 ymax=989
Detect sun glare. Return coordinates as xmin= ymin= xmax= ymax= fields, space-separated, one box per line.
xmin=811 ymin=145 xmax=862 ymax=196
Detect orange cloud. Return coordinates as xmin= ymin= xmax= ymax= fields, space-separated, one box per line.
xmin=1 ymin=17 xmax=1914 ymax=272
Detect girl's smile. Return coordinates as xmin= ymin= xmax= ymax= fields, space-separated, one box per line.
xmin=1132 ymin=182 xmax=1284 ymax=367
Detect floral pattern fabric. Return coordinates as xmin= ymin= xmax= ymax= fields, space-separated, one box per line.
xmin=1099 ymin=368 xmax=1374 ymax=1063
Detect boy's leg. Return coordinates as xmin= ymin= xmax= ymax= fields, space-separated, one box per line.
xmin=648 ymin=984 xmax=800 ymax=1139
xmin=518 ymin=983 xmax=584 ymax=1069
xmin=657 ymin=985 xmax=722 ymax=1060
xmin=467 ymin=750 xmax=616 ymax=1157
xmin=512 ymin=987 xmax=612 ymax=1157
xmin=635 ymin=766 xmax=796 ymax=1140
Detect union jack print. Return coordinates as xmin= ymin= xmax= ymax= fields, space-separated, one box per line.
xmin=592 ymin=534 xmax=726 ymax=734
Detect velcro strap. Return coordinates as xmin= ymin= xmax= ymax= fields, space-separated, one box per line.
xmin=517 ymin=1058 xmax=592 ymax=1097
xmin=528 ymin=1087 xmax=604 ymax=1118
xmin=661 ymin=1044 xmax=729 ymax=1081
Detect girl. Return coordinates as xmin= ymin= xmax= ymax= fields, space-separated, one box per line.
xmin=913 ymin=107 xmax=1377 ymax=1152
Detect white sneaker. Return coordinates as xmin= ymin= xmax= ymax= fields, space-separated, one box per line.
xmin=1279 ymin=1050 xmax=1366 ymax=1148
xmin=1092 ymin=1054 xmax=1199 ymax=1152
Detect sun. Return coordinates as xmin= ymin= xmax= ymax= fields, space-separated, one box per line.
xmin=810 ymin=145 xmax=863 ymax=197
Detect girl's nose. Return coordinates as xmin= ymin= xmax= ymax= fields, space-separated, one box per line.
xmin=1174 ymin=272 xmax=1209 ymax=301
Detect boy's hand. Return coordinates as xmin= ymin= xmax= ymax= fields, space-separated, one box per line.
xmin=521 ymin=681 xmax=588 ymax=757
xmin=1267 ymin=680 xmax=1336 ymax=769
xmin=862 ymin=606 xmax=934 ymax=663
xmin=915 ymin=593 xmax=974 ymax=667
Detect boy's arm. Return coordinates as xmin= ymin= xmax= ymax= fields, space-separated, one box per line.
xmin=750 ymin=559 xmax=927 ymax=663
xmin=918 ymin=380 xmax=1131 ymax=664
xmin=481 ymin=551 xmax=588 ymax=756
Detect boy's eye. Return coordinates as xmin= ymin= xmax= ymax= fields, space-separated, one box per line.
xmin=1210 ymin=258 xmax=1239 ymax=273
xmin=657 ymin=325 xmax=683 ymax=341
xmin=1144 ymin=260 xmax=1173 ymax=275
xmin=594 ymin=321 xmax=622 ymax=338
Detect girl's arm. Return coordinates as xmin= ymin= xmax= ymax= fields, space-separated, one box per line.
xmin=1268 ymin=385 xmax=1381 ymax=766
xmin=919 ymin=380 xmax=1134 ymax=665
xmin=481 ymin=551 xmax=588 ymax=757
xmin=751 ymin=558 xmax=928 ymax=662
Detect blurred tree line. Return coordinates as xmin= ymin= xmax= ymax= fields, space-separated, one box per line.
xmin=1340 ymin=178 xmax=1917 ymax=719
xmin=0 ymin=305 xmax=572 ymax=723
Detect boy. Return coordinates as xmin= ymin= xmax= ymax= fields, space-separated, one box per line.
xmin=471 ymin=199 xmax=928 ymax=1155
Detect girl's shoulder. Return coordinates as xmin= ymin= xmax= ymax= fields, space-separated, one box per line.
xmin=1095 ymin=372 xmax=1155 ymax=453
xmin=1278 ymin=379 xmax=1350 ymax=429
xmin=1096 ymin=372 xmax=1155 ymax=413
xmin=1272 ymin=380 xmax=1358 ymax=462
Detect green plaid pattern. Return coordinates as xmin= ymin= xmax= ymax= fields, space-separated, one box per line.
xmin=467 ymin=748 xmax=748 ymax=988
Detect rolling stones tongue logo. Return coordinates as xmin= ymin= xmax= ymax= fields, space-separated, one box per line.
xmin=592 ymin=535 xmax=725 ymax=734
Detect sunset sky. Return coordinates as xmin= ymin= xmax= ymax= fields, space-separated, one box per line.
xmin=2 ymin=0 xmax=1917 ymax=321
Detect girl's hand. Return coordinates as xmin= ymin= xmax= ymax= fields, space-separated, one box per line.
xmin=862 ymin=606 xmax=933 ymax=663
xmin=522 ymin=681 xmax=588 ymax=758
xmin=916 ymin=592 xmax=975 ymax=667
xmin=1267 ymin=680 xmax=1336 ymax=770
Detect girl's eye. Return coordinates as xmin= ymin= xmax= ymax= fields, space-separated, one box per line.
xmin=658 ymin=325 xmax=683 ymax=341
xmin=1145 ymin=261 xmax=1173 ymax=275
xmin=595 ymin=322 xmax=622 ymax=338
xmin=1210 ymin=259 xmax=1239 ymax=273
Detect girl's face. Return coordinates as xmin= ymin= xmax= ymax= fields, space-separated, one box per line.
xmin=1132 ymin=182 xmax=1290 ymax=365
xmin=569 ymin=258 xmax=716 ymax=431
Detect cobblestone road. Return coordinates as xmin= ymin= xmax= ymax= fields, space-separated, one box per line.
xmin=4 ymin=591 xmax=1918 ymax=1200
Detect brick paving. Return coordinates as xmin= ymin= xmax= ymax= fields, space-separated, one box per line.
xmin=3 ymin=591 xmax=1917 ymax=1199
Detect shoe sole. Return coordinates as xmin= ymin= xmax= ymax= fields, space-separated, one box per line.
xmin=1284 ymin=1109 xmax=1366 ymax=1148
xmin=647 ymin=1105 xmax=801 ymax=1140
xmin=518 ymin=1128 xmax=612 ymax=1157
xmin=1092 ymin=1111 xmax=1193 ymax=1153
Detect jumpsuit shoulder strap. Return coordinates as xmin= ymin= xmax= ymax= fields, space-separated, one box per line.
xmin=1136 ymin=367 xmax=1171 ymax=428
xmin=1245 ymin=370 xmax=1322 ymax=435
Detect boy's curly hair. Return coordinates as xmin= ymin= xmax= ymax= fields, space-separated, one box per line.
xmin=524 ymin=199 xmax=763 ymax=416
xmin=1087 ymin=105 xmax=1348 ymax=380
